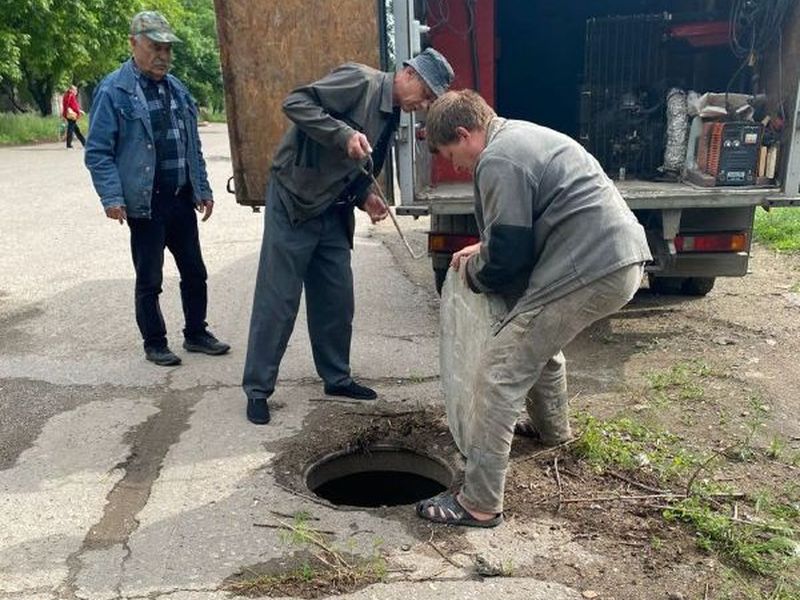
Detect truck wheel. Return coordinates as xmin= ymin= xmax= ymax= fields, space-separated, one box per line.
xmin=680 ymin=277 xmax=715 ymax=296
xmin=434 ymin=267 xmax=448 ymax=295
xmin=648 ymin=276 xmax=682 ymax=295
xmin=649 ymin=276 xmax=715 ymax=296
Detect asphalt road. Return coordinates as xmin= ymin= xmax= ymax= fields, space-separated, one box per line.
xmin=0 ymin=126 xmax=584 ymax=600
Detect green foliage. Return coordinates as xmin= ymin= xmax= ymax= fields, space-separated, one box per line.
xmin=754 ymin=207 xmax=800 ymax=252
xmin=0 ymin=0 xmax=220 ymax=115
xmin=572 ymin=413 xmax=698 ymax=479
xmin=664 ymin=496 xmax=800 ymax=577
xmin=645 ymin=360 xmax=716 ymax=405
xmin=0 ymin=112 xmax=61 ymax=144
xmin=170 ymin=0 xmax=223 ymax=110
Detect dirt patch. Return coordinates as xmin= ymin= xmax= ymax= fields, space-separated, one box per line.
xmin=261 ymin=245 xmax=800 ymax=600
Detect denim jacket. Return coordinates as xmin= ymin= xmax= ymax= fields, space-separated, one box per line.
xmin=84 ymin=59 xmax=213 ymax=218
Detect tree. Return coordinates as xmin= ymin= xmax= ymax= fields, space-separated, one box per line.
xmin=0 ymin=0 xmax=218 ymax=115
xmin=170 ymin=0 xmax=223 ymax=111
xmin=0 ymin=0 xmax=182 ymax=115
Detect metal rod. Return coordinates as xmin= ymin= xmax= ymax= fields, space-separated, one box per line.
xmin=359 ymin=158 xmax=426 ymax=260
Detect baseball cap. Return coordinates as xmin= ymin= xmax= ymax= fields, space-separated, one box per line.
xmin=130 ymin=11 xmax=182 ymax=43
xmin=403 ymin=48 xmax=455 ymax=98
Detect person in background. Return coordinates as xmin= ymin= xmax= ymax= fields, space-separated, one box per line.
xmin=417 ymin=89 xmax=652 ymax=527
xmin=62 ymin=85 xmax=86 ymax=148
xmin=85 ymin=11 xmax=230 ymax=367
xmin=242 ymin=48 xmax=455 ymax=425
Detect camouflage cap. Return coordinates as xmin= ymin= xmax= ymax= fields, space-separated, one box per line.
xmin=130 ymin=11 xmax=181 ymax=43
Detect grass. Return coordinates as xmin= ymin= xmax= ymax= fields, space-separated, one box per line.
xmin=198 ymin=107 xmax=227 ymax=123
xmin=754 ymin=207 xmax=800 ymax=252
xmin=570 ymin=412 xmax=800 ymax=593
xmin=0 ymin=112 xmax=81 ymax=145
xmin=645 ymin=360 xmax=714 ymax=404
xmin=225 ymin=511 xmax=387 ymax=598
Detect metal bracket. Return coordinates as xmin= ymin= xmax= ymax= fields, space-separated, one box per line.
xmin=661 ymin=208 xmax=682 ymax=255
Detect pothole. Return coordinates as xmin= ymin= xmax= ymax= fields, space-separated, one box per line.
xmin=305 ymin=445 xmax=453 ymax=507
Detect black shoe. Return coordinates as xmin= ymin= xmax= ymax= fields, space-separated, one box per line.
xmin=247 ymin=397 xmax=271 ymax=425
xmin=183 ymin=331 xmax=230 ymax=355
xmin=145 ymin=346 xmax=181 ymax=366
xmin=323 ymin=381 xmax=377 ymax=400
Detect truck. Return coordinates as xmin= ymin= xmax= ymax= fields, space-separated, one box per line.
xmin=214 ymin=0 xmax=800 ymax=296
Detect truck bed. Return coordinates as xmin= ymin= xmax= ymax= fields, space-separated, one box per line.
xmin=398 ymin=180 xmax=797 ymax=216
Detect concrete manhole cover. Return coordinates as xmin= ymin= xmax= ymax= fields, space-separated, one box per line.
xmin=305 ymin=445 xmax=453 ymax=508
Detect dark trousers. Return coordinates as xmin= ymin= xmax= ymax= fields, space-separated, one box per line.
xmin=66 ymin=120 xmax=85 ymax=147
xmin=242 ymin=179 xmax=354 ymax=400
xmin=127 ymin=187 xmax=208 ymax=350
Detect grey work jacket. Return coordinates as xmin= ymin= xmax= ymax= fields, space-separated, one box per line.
xmin=466 ymin=118 xmax=653 ymax=325
xmin=271 ymin=63 xmax=396 ymax=223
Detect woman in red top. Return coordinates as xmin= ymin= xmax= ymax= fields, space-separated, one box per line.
xmin=61 ymin=85 xmax=86 ymax=148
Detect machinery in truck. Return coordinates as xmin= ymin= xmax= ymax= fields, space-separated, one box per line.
xmin=214 ymin=0 xmax=800 ymax=296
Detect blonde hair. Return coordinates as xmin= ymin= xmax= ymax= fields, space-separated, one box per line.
xmin=426 ymin=89 xmax=496 ymax=151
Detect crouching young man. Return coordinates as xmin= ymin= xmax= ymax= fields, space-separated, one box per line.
xmin=417 ymin=90 xmax=652 ymax=527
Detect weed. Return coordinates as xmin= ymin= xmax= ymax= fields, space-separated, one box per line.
xmin=664 ymin=496 xmax=799 ymax=576
xmin=645 ymin=361 xmax=715 ymax=404
xmin=650 ymin=536 xmax=663 ymax=550
xmin=754 ymin=207 xmax=800 ymax=253
xmin=572 ymin=413 xmax=698 ymax=480
xmin=229 ymin=511 xmax=387 ymax=597
xmin=571 ymin=414 xmax=799 ymax=590
xmin=767 ymin=437 xmax=786 ymax=460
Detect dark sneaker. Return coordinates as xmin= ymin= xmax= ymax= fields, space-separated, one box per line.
xmin=323 ymin=381 xmax=377 ymax=400
xmin=145 ymin=346 xmax=181 ymax=366
xmin=247 ymin=397 xmax=271 ymax=425
xmin=183 ymin=331 xmax=230 ymax=356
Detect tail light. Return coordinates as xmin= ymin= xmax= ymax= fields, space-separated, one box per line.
xmin=428 ymin=233 xmax=480 ymax=253
xmin=674 ymin=232 xmax=748 ymax=253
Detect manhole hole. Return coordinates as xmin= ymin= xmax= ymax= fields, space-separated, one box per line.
xmin=305 ymin=445 xmax=453 ymax=507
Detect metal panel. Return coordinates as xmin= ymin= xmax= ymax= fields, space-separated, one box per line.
xmin=213 ymin=0 xmax=381 ymax=207
xmin=392 ymin=0 xmax=416 ymax=209
xmin=582 ymin=13 xmax=669 ymax=179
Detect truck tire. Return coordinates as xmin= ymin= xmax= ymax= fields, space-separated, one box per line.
xmin=434 ymin=267 xmax=448 ymax=295
xmin=680 ymin=277 xmax=715 ymax=296
xmin=649 ymin=275 xmax=715 ymax=296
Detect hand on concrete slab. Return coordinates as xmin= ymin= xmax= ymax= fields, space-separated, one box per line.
xmin=105 ymin=205 xmax=127 ymax=224
xmin=450 ymin=242 xmax=481 ymax=271
xmin=362 ymin=193 xmax=388 ymax=224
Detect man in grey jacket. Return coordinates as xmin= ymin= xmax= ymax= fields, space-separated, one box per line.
xmin=417 ymin=90 xmax=652 ymax=527
xmin=243 ymin=49 xmax=454 ymax=425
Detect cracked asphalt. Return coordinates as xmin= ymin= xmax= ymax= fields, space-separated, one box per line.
xmin=0 ymin=126 xmax=586 ymax=600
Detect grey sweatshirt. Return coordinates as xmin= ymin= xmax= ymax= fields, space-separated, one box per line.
xmin=466 ymin=117 xmax=652 ymax=322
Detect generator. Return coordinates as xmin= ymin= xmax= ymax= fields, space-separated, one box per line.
xmin=695 ymin=121 xmax=763 ymax=186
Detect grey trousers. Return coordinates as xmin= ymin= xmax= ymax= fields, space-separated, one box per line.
xmin=242 ymin=179 xmax=354 ymax=400
xmin=461 ymin=263 xmax=644 ymax=514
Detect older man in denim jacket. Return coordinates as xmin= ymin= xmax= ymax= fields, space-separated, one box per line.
xmin=85 ymin=11 xmax=229 ymax=366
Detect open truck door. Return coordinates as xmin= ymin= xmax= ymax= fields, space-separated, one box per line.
xmin=213 ymin=0 xmax=383 ymax=208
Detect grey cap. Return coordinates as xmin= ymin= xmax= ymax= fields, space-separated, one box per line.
xmin=130 ymin=11 xmax=181 ymax=43
xmin=403 ymin=48 xmax=454 ymax=97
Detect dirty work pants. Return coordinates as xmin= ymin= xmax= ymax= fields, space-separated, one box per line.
xmin=242 ymin=179 xmax=354 ymax=400
xmin=127 ymin=186 xmax=208 ymax=351
xmin=461 ymin=263 xmax=644 ymax=514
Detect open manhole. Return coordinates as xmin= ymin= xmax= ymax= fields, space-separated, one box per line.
xmin=305 ymin=445 xmax=453 ymax=507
